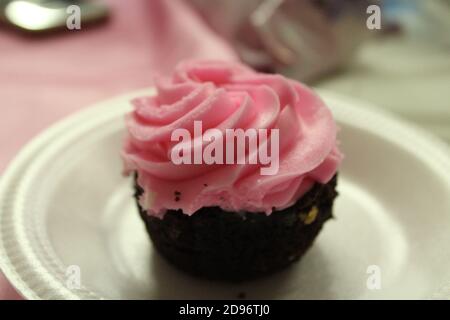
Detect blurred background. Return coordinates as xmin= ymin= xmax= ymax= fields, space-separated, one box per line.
xmin=0 ymin=0 xmax=449 ymax=173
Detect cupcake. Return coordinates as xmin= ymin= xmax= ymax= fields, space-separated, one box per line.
xmin=122 ymin=60 xmax=342 ymax=281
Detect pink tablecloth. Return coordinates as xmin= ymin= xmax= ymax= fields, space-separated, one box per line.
xmin=0 ymin=0 xmax=236 ymax=299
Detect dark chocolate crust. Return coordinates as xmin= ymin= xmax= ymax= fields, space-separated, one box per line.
xmin=135 ymin=175 xmax=338 ymax=281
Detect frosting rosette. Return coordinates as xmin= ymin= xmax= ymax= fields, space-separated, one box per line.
xmin=122 ymin=60 xmax=342 ymax=217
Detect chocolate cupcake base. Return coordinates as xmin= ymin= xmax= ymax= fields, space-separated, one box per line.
xmin=135 ymin=175 xmax=338 ymax=282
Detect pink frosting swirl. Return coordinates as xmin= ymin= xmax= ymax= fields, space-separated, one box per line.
xmin=122 ymin=60 xmax=342 ymax=217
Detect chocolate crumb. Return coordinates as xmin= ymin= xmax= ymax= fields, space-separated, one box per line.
xmin=175 ymin=196 xmax=180 ymax=202
xmin=174 ymin=191 xmax=181 ymax=196
xmin=203 ymin=184 xmax=208 ymax=187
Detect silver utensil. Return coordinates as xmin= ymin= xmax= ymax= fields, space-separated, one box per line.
xmin=0 ymin=0 xmax=108 ymax=32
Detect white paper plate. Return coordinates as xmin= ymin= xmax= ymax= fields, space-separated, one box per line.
xmin=1 ymin=89 xmax=450 ymax=300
